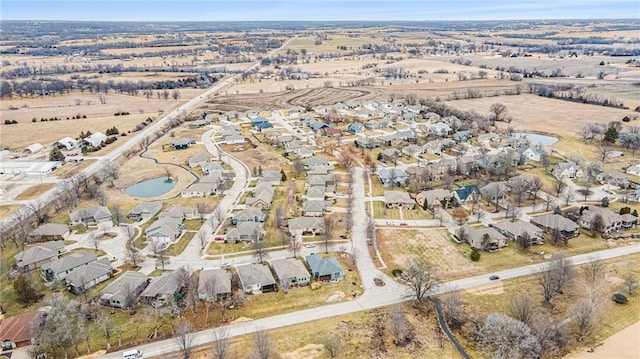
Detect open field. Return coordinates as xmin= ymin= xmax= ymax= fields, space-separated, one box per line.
xmin=446 ymin=93 xmax=638 ymax=137
xmin=14 ymin=183 xmax=55 ymax=200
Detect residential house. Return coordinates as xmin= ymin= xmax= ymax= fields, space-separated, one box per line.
xmin=201 ymin=161 xmax=224 ymax=175
xmin=288 ymin=216 xmax=324 ymax=238
xmin=188 ymin=119 xmax=211 ymax=129
xmin=551 ymin=162 xmax=583 ymax=180
xmin=252 ymin=182 xmax=275 ymax=196
xmin=518 ymin=147 xmax=544 ymax=162
xmin=236 ymin=264 xmax=277 ymax=293
xmin=198 ymin=269 xmax=232 ymax=300
xmin=69 ymin=206 xmax=113 ymax=227
xmin=187 ymin=153 xmax=212 ymax=168
xmin=40 ymin=252 xmax=97 ymax=282
xmin=260 ymin=170 xmax=283 ymax=185
xmin=28 ymin=223 xmax=70 ymax=243
xmin=224 ymin=134 xmax=246 ymax=144
xmin=480 ymin=182 xmax=509 ymax=202
xmin=172 ymin=137 xmax=193 ymax=150
xmin=380 ymin=148 xmax=401 ymax=163
xmin=246 ymin=188 xmax=274 ymax=210
xmin=377 ymin=168 xmax=408 ymax=187
xmin=384 ymin=191 xmax=415 ymax=209
xmin=364 ymin=120 xmax=382 ymax=131
xmin=159 ymin=206 xmax=198 ymax=220
xmin=621 ymin=214 xmax=639 ymax=230
xmin=428 ymin=122 xmax=452 ymax=137
xmin=270 ymin=258 xmax=311 ymax=288
xmin=306 ymin=254 xmax=344 ymax=282
xmin=354 ymin=137 xmax=381 ymax=149
xmin=0 ymin=311 xmax=44 ymax=350
xmin=83 ymin=132 xmax=107 ymax=147
xmin=460 ymin=224 xmax=507 ymax=251
xmin=320 ymin=127 xmax=342 ymax=138
xmin=402 ymin=144 xmax=423 ymax=158
xmin=285 ymin=140 xmax=305 ymax=155
xmin=127 ymin=201 xmax=162 ymax=221
xmin=578 ymin=207 xmax=624 ymax=234
xmin=303 ymin=200 xmax=328 ymax=217
xmin=232 ymin=207 xmax=266 ymax=225
xmin=416 ymin=189 xmax=452 ymax=210
xmin=65 ymin=257 xmax=113 ymax=294
xmin=226 ymin=222 xmax=264 ymax=243
xmin=298 ymin=146 xmax=315 ymax=159
xmin=181 ymin=182 xmax=218 ymax=198
xmin=303 ymin=156 xmax=332 ymax=169
xmin=596 ymin=171 xmax=630 ymax=189
xmin=99 ymin=271 xmax=148 ymax=308
xmin=492 ymin=219 xmax=544 ymax=244
xmin=306 ymin=119 xmax=329 ymax=133
xmin=306 ymin=186 xmax=326 ymax=201
xmin=452 ymin=185 xmax=481 ymax=205
xmin=140 ymin=270 xmax=183 ymax=306
xmin=145 ymin=216 xmax=183 ymax=247
xmin=13 ymin=241 xmax=66 ymax=272
xmin=453 ymin=130 xmax=473 ymax=142
xmin=478 ymin=132 xmax=501 ymax=144
xmin=252 ymin=117 xmax=273 ymax=132
xmin=531 ymin=214 xmax=580 ymax=239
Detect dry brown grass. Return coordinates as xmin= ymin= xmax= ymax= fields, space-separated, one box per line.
xmin=0 ymin=205 xmax=20 ymax=218
xmin=14 ymin=183 xmax=55 ymax=200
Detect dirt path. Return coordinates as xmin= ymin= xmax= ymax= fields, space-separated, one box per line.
xmin=566 ymin=321 xmax=640 ymax=359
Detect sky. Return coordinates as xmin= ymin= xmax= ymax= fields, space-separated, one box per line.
xmin=1 ymin=0 xmax=639 ymax=21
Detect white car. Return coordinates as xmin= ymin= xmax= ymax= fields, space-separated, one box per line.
xmin=305 ymin=243 xmax=316 ymax=248
xmin=220 ymin=262 xmax=232 ymax=268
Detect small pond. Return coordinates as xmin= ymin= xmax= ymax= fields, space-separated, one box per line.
xmin=509 ymin=132 xmax=558 ymax=146
xmin=124 ymin=176 xmax=175 ymax=198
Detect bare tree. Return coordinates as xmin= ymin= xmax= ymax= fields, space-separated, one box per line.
xmin=211 ymin=327 xmax=231 ymax=359
xmin=562 ymin=188 xmax=574 ymax=206
xmin=26 ymin=199 xmax=47 ymax=224
xmin=583 ymin=257 xmax=606 ymax=285
xmin=478 ymin=313 xmax=540 ymax=359
xmin=553 ymin=178 xmax=566 ymax=196
xmin=550 ymin=253 xmax=573 ymax=295
xmin=623 ymin=273 xmax=636 ymax=295
xmin=442 ymin=289 xmax=464 ymax=329
xmin=90 ymin=231 xmax=101 ymax=250
xmin=544 ymin=192 xmax=555 ymax=212
xmin=322 ymin=214 xmax=336 ymax=254
xmin=252 ymin=240 xmax=268 ymax=264
xmin=251 ymin=328 xmax=274 ymax=359
xmin=539 ymin=266 xmax=558 ymax=304
xmin=288 ymin=235 xmax=301 ymax=257
xmin=321 ymin=333 xmax=344 ymax=358
xmin=388 ymin=304 xmax=409 ymax=345
xmin=530 ymin=314 xmax=562 ymax=358
xmin=511 ymin=177 xmax=528 ymax=206
xmin=111 ymin=205 xmax=123 ymax=225
xmin=580 ymin=179 xmax=593 ymax=201
xmin=516 ymin=232 xmax=533 ymax=252
xmin=570 ymin=298 xmax=598 ymax=342
xmin=405 ymin=258 xmax=439 ymax=303
xmin=174 ymin=319 xmax=194 ymax=359
xmin=201 ymin=274 xmax=218 ymax=325
xmin=197 ymin=231 xmax=207 ymax=250
xmin=509 ymin=292 xmax=533 ymax=325
xmin=151 ymin=241 xmax=170 ymax=271
xmin=528 ymin=176 xmax=543 ymax=204
xmin=125 ymin=246 xmax=144 ymax=268
xmin=292 ymin=156 xmax=304 ymax=178
xmin=489 ymin=103 xmax=508 ymax=123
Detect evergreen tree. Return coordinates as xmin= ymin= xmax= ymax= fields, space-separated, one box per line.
xmin=49 ymin=147 xmax=65 ymax=161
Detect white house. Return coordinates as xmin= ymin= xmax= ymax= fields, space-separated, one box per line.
xmin=518 ymin=147 xmax=543 ymax=162
xmin=626 ymin=165 xmax=640 ymax=177
xmin=55 ymin=137 xmax=79 ymax=151
xmin=83 ymin=132 xmax=107 ymax=147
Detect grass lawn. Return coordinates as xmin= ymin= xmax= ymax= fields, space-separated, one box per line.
xmin=14 ymin=184 xmax=55 ymax=200
xmin=400 ymin=206 xmax=432 ymax=220
xmin=238 ymin=191 xmax=251 ymax=204
xmin=206 ymin=241 xmax=252 ymax=256
xmin=69 ymin=248 xmax=107 ymax=257
xmin=0 ymin=205 xmax=19 ymax=219
xmin=167 ymin=231 xmax=196 ymax=256
xmin=182 ymin=219 xmax=205 ymax=231
xmin=372 ymin=201 xmax=401 ymax=219
xmin=369 ymin=179 xmax=388 ymax=196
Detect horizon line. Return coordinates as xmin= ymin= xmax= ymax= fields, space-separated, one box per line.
xmin=3 ymin=17 xmax=637 ymax=22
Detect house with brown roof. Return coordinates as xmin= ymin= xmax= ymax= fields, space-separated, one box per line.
xmin=492 ymin=219 xmax=544 ymax=244
xmin=415 ymin=189 xmax=452 ymax=211
xmin=531 ymin=214 xmax=579 ymax=239
xmin=0 ymin=311 xmax=44 ymax=349
xmin=384 ymin=191 xmax=415 ymax=209
xmin=28 ymin=223 xmax=70 ymax=243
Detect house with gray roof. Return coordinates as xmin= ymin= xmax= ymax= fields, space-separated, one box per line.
xmin=377 ymin=168 xmax=408 ymax=187
xmin=578 ymin=207 xmax=626 ymax=234
xmin=246 ymin=188 xmax=274 ymax=210
xmin=531 ymin=214 xmax=579 ymax=239
xmin=140 ymin=270 xmax=183 ymax=306
xmin=145 ymin=216 xmax=183 ymax=247
xmin=226 ymin=222 xmax=264 ymax=243
xmin=201 ymin=161 xmax=224 ymax=175
xmin=288 ymin=216 xmax=324 ymax=238
xmin=198 ymin=269 xmax=232 ymax=300
xmin=172 ymin=137 xmax=193 ymax=150
xmin=306 ymin=254 xmax=344 ymax=282
xmin=41 ymin=252 xmax=97 ymax=282
xmin=236 ymin=264 xmax=277 ymax=293
xmin=384 ymin=191 xmax=415 ymax=209
xmin=181 ymin=182 xmax=218 ymax=198
xmin=460 ymin=224 xmax=507 ymax=251
xmin=270 ymin=258 xmax=310 ymax=288
xmin=260 ymin=170 xmax=283 ymax=185
xmin=187 ymin=153 xmax=212 ymax=168
xmin=354 ymin=137 xmax=381 ymax=149
xmin=127 ymin=201 xmax=162 ymax=221
xmin=159 ymin=206 xmax=198 ymax=220
xmin=551 ymin=162 xmax=583 ymax=180
xmin=232 ymin=207 xmax=266 ymax=225
xmin=28 ymin=223 xmax=70 ymax=243
xmin=492 ymin=219 xmax=544 ymax=244
xmin=402 ymin=144 xmax=423 ymax=158
xmin=596 ymin=171 xmax=629 ymax=189
xmin=303 ymin=200 xmax=328 ymax=217
xmin=306 ymin=186 xmax=326 ymax=201
xmin=69 ymin=206 xmax=112 ymax=227
xmin=303 ymin=156 xmax=331 ymax=169
xmin=14 ymin=241 xmax=66 ymax=272
xmin=65 ymin=257 xmax=113 ymax=294
xmin=99 ymin=271 xmax=148 ymax=309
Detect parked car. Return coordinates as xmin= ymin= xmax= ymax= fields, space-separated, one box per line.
xmin=220 ymin=262 xmax=232 ymax=268
xmin=489 ymin=275 xmax=500 ymax=280
xmin=305 ymin=243 xmax=316 ymax=248
xmin=215 ymin=236 xmax=225 ymax=241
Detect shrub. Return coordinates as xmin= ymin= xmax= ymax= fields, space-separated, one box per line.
xmin=613 ymin=293 xmax=628 ymax=304
xmin=391 ymin=268 xmax=403 ymax=277
xmin=470 ymin=247 xmax=481 ymax=262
